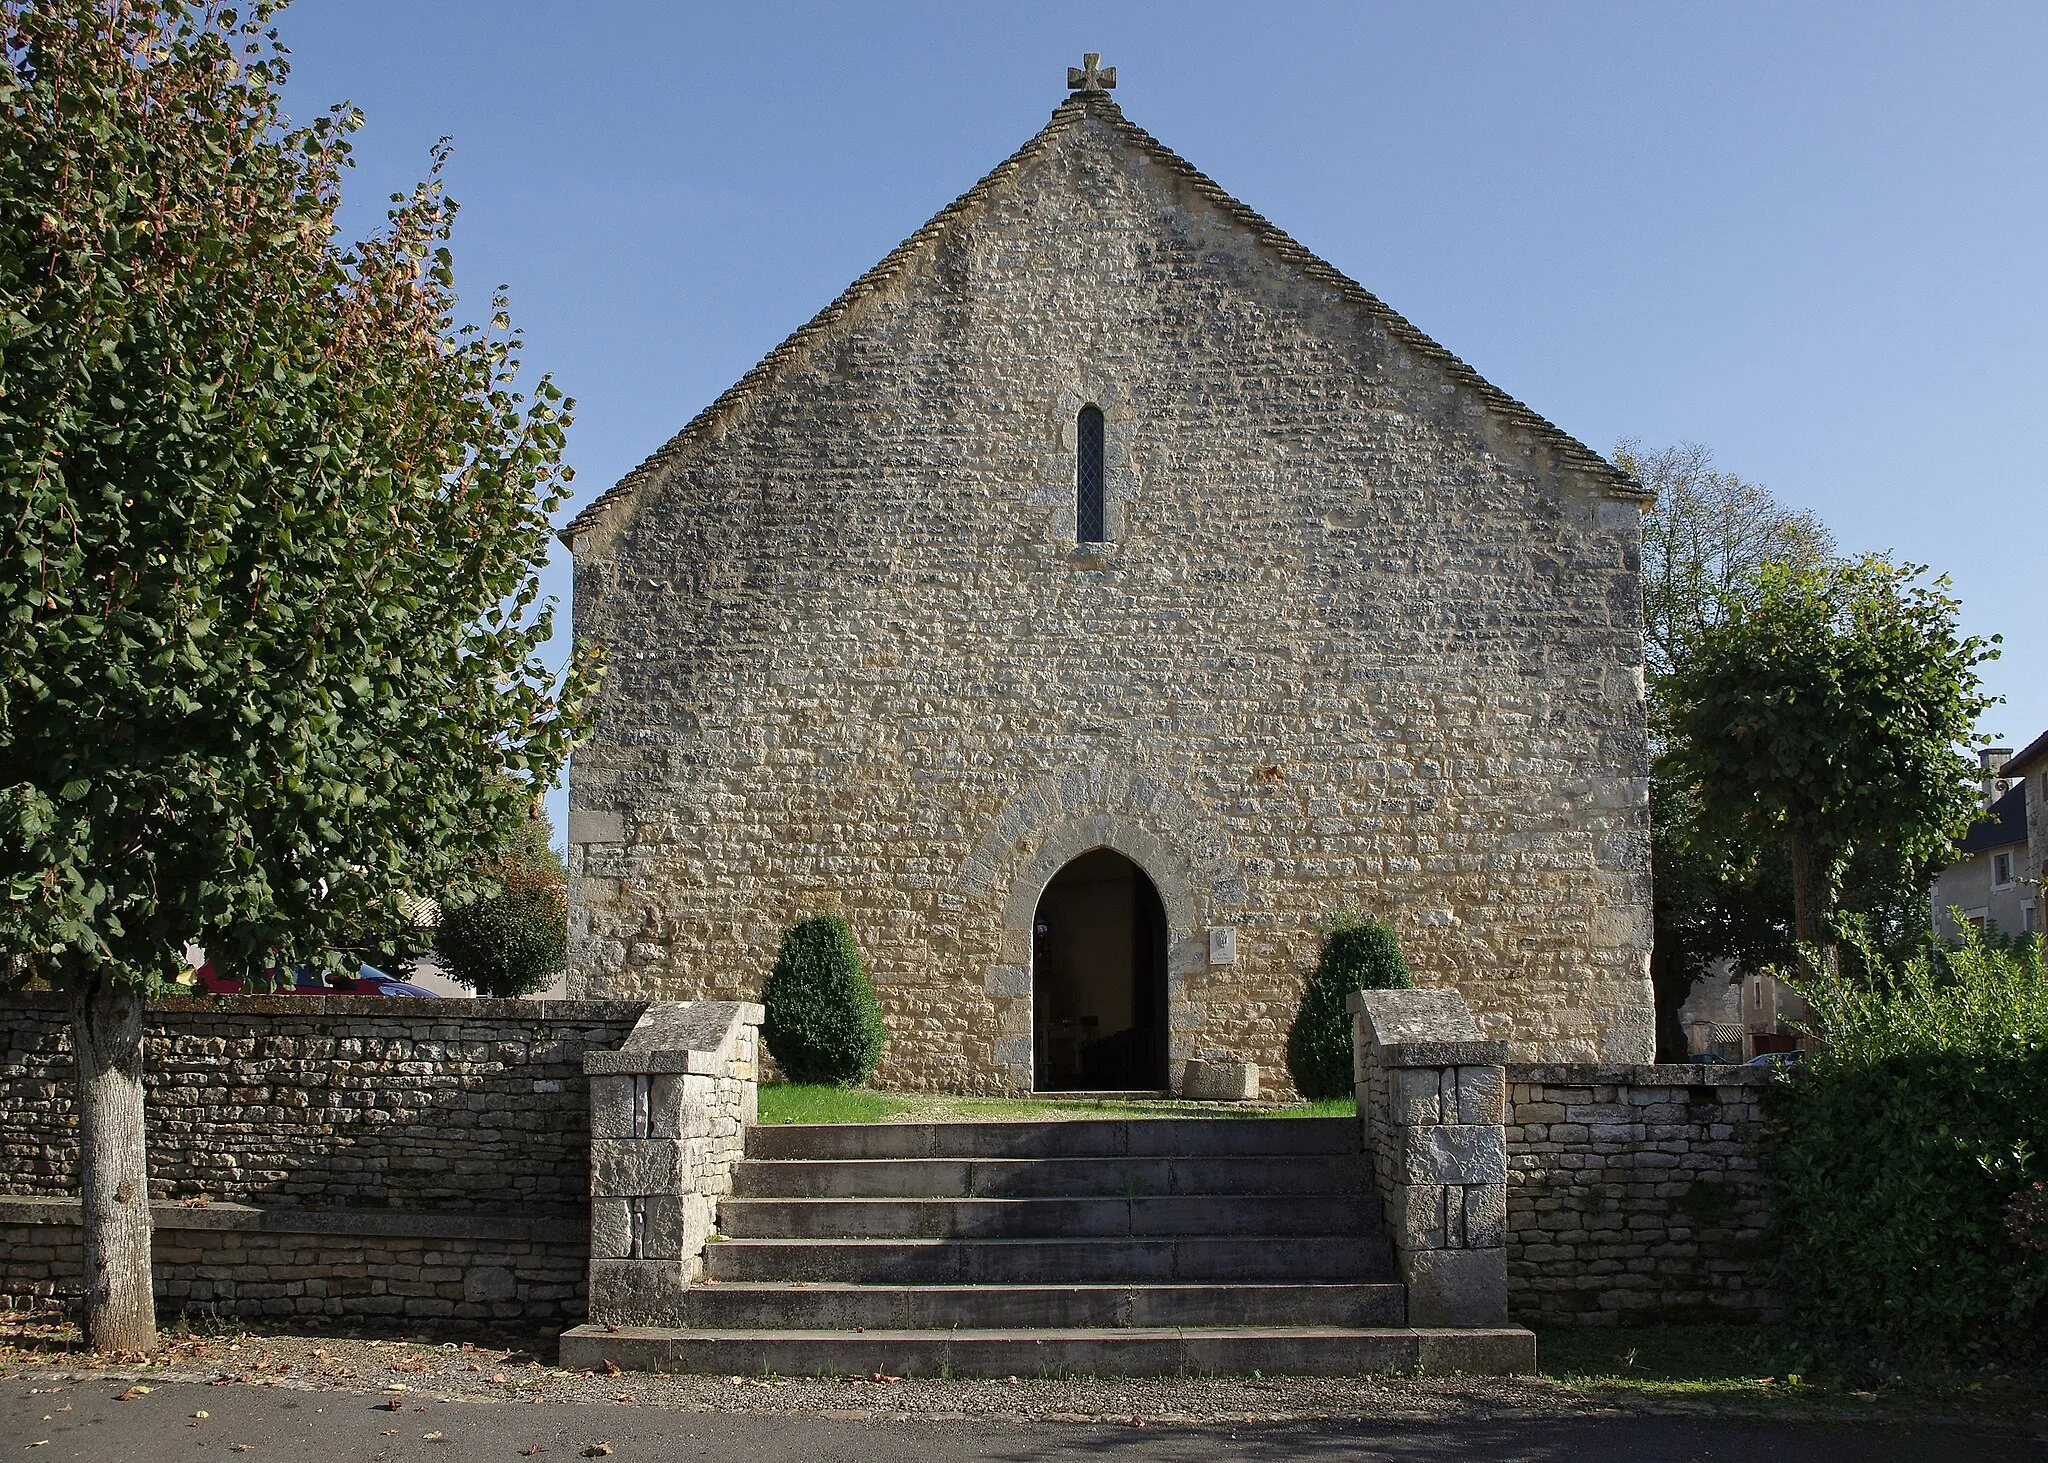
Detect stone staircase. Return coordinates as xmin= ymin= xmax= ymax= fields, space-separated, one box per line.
xmin=559 ymin=1117 xmax=1533 ymax=1377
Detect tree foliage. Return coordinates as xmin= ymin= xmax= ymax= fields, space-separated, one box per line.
xmin=1624 ymin=442 xmax=1849 ymax=1052
xmin=761 ymin=915 xmax=886 ymax=1087
xmin=0 ymin=0 xmax=596 ymax=1350
xmin=1620 ymin=439 xmax=1836 ymax=691
xmin=1764 ymin=928 xmax=2048 ymax=1361
xmin=433 ymin=814 xmax=568 ymax=998
xmin=1662 ymin=556 xmax=1995 ymax=952
xmin=1286 ymin=915 xmax=1412 ymax=1102
xmin=0 ymin=0 xmax=596 ymax=987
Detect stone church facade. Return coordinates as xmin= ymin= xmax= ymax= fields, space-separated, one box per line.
xmin=562 ymin=68 xmax=1656 ymax=1092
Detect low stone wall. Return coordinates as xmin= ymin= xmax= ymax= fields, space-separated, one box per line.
xmin=1505 ymin=1063 xmax=1775 ymax=1325
xmin=1 ymin=993 xmax=644 ymax=1208
xmin=0 ymin=1199 xmax=585 ymax=1327
xmin=0 ymin=992 xmax=647 ymax=1329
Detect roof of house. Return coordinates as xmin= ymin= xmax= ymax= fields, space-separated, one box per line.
xmin=561 ymin=89 xmax=1646 ymax=551
xmin=2001 ymin=727 xmax=2048 ymax=779
xmin=1959 ymin=780 xmax=2028 ymax=856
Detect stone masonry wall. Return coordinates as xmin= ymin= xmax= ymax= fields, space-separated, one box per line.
xmin=0 ymin=992 xmax=644 ymax=1328
xmin=1 ymin=1200 xmax=587 ymax=1328
xmin=565 ymin=91 xmax=1654 ymax=1092
xmin=1 ymin=993 xmax=643 ymax=1208
xmin=1505 ymin=1063 xmax=1776 ymax=1325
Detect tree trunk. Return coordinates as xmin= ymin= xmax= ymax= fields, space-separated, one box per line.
xmin=69 ymin=974 xmax=158 ymax=1353
xmin=1787 ymin=828 xmax=1838 ymax=975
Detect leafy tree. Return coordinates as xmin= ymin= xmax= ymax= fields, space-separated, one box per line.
xmin=434 ymin=814 xmax=568 ymax=998
xmin=1662 ymin=557 xmax=1995 ymax=963
xmin=0 ymin=3 xmax=593 ymax=1350
xmin=761 ymin=915 xmax=886 ymax=1086
xmin=1618 ymin=439 xmax=1835 ymax=693
xmin=1621 ymin=441 xmax=1839 ymax=1053
xmin=1286 ymin=915 xmax=1412 ymax=1101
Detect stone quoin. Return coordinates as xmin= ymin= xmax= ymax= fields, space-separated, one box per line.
xmin=561 ymin=60 xmax=1656 ymax=1093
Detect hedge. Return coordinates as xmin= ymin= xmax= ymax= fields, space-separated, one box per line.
xmin=1763 ymin=930 xmax=2048 ymax=1361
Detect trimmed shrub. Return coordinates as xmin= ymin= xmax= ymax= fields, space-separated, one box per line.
xmin=434 ymin=817 xmax=568 ymax=998
xmin=1286 ymin=915 xmax=1412 ymax=1101
xmin=762 ymin=914 xmax=886 ymax=1086
xmin=1763 ymin=929 xmax=2048 ymax=1361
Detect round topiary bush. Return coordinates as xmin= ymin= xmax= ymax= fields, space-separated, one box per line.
xmin=434 ymin=817 xmax=568 ymax=998
xmin=762 ymin=914 xmax=886 ymax=1086
xmin=1286 ymin=915 xmax=1412 ymax=1101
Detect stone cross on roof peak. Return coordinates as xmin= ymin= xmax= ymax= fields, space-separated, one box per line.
xmin=1067 ymin=53 xmax=1116 ymax=94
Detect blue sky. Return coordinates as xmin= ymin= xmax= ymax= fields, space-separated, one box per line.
xmin=277 ymin=1 xmax=2048 ymax=837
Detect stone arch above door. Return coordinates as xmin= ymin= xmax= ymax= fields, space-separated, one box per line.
xmin=959 ymin=759 xmax=1247 ymax=1092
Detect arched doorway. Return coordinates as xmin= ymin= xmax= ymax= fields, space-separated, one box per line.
xmin=1032 ymin=848 xmax=1169 ymax=1091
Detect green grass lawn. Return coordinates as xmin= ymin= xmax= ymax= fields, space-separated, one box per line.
xmin=755 ymin=1084 xmax=908 ymax=1125
xmin=754 ymin=1084 xmax=1353 ymax=1125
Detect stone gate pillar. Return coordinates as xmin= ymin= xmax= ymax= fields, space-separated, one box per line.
xmin=1350 ymin=988 xmax=1509 ymax=1327
xmin=583 ymin=1001 xmax=762 ymax=1325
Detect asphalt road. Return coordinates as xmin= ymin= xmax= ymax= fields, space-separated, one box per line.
xmin=7 ymin=1377 xmax=2040 ymax=1463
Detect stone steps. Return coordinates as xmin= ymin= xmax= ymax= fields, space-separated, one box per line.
xmin=612 ymin=1280 xmax=1408 ymax=1330
xmin=730 ymin=1154 xmax=1367 ymax=1199
xmin=569 ymin=1116 xmax=1533 ymax=1378
xmin=744 ymin=1117 xmax=1359 ymax=1161
xmin=557 ymin=1324 xmax=1535 ymax=1378
xmin=717 ymin=1194 xmax=1366 ymax=1239
xmin=703 ymin=1234 xmax=1391 ymax=1284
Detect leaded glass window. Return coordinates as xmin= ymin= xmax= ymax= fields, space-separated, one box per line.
xmin=1076 ymin=405 xmax=1106 ymax=543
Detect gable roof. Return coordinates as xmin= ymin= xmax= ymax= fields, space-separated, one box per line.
xmin=562 ymin=91 xmax=1646 ymax=551
xmin=2002 ymin=728 xmax=2048 ymax=779
xmin=1958 ymin=780 xmax=2028 ymax=855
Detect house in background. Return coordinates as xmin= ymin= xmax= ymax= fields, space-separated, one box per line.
xmin=1931 ymin=738 xmax=2043 ymax=941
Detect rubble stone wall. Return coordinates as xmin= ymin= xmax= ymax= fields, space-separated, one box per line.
xmin=0 ymin=992 xmax=645 ymax=1328
xmin=1505 ymin=1063 xmax=1776 ymax=1325
xmin=0 ymin=1199 xmax=587 ymax=1327
xmin=0 ymin=993 xmax=644 ymax=1208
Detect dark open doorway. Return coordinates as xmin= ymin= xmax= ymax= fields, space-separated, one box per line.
xmin=1032 ymin=848 xmax=1169 ymax=1091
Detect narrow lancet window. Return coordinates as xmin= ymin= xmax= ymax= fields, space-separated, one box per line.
xmin=1076 ymin=405 xmax=1106 ymax=543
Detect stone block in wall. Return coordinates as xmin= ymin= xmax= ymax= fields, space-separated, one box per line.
xmin=1402 ymin=1247 xmax=1509 ymax=1327
xmin=650 ymin=1075 xmax=695 ymax=1138
xmin=589 ymin=1139 xmax=687 ymax=1198
xmin=1457 ymin=1066 xmax=1505 ymax=1125
xmin=589 ymin=1076 xmax=640 ymax=1140
xmin=1389 ymin=1183 xmax=1445 ymax=1250
xmin=587 ymin=1259 xmax=685 ymax=1324
xmin=1393 ymin=1068 xmax=1443 ymax=1126
xmin=1180 ymin=1059 xmax=1258 ymax=1102
xmin=1403 ymin=1125 xmax=1507 ymax=1186
xmin=1463 ymin=1182 xmax=1507 ymax=1248
xmin=590 ymin=1198 xmax=632 ymax=1260
xmin=462 ymin=1266 xmax=517 ymax=1304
